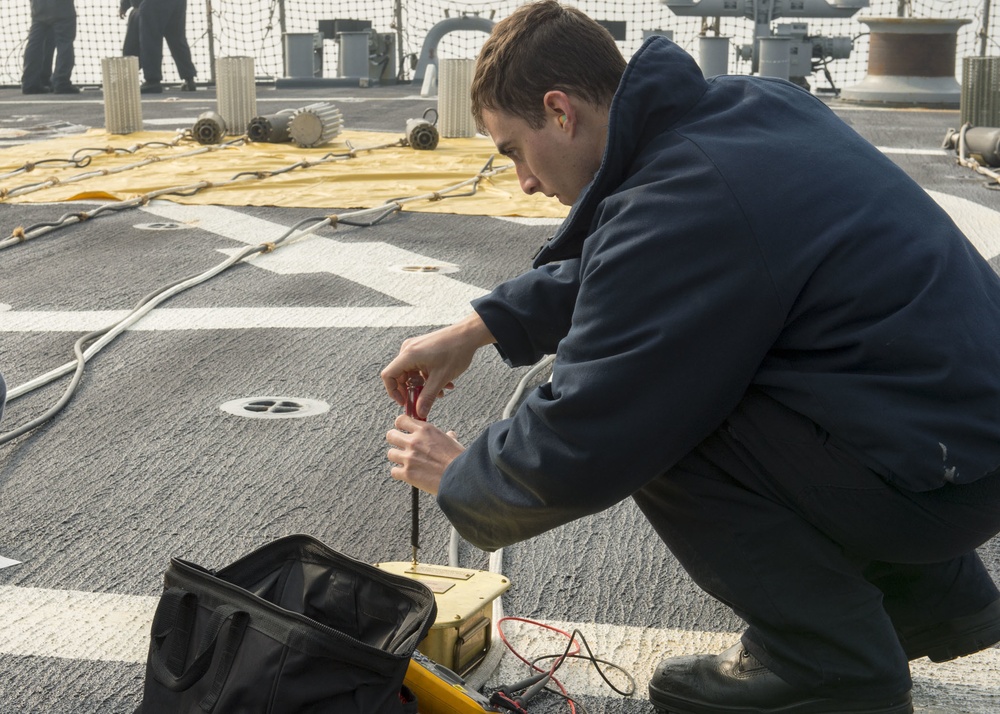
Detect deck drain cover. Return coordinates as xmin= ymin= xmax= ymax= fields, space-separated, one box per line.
xmin=220 ymin=396 xmax=330 ymax=420
xmin=135 ymin=222 xmax=188 ymax=231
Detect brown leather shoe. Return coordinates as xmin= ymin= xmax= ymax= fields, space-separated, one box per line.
xmin=649 ymin=643 xmax=912 ymax=714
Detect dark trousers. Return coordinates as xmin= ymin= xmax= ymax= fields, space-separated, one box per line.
xmin=633 ymin=387 xmax=1000 ymax=699
xmin=123 ymin=8 xmax=140 ymax=57
xmin=138 ymin=0 xmax=196 ymax=83
xmin=22 ymin=7 xmax=76 ymax=91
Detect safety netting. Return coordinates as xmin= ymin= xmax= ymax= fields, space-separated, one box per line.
xmin=2 ymin=0 xmax=996 ymax=91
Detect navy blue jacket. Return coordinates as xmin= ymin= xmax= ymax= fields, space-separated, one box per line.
xmin=438 ymin=37 xmax=1000 ymax=551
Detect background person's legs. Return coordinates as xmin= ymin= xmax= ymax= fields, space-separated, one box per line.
xmin=163 ymin=0 xmax=196 ymax=83
xmin=21 ymin=17 xmax=52 ymax=92
xmin=49 ymin=13 xmax=76 ymax=92
xmin=137 ymin=0 xmax=166 ymax=85
xmin=123 ymin=9 xmax=140 ymax=57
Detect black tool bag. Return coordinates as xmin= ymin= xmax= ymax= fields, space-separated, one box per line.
xmin=137 ymin=534 xmax=436 ymax=714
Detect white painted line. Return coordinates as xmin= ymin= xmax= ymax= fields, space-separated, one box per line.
xmin=495 ymin=216 xmax=565 ymax=226
xmin=489 ymin=619 xmax=1000 ymax=708
xmin=0 ymin=585 xmax=156 ymax=663
xmin=142 ymin=202 xmax=485 ymax=305
xmin=0 ymin=556 xmax=21 ymax=569
xmin=0 ymin=203 xmax=488 ymax=333
xmin=0 ymin=306 xmax=476 ymax=332
xmin=926 ymin=189 xmax=1000 ymax=261
xmin=0 ymin=584 xmax=996 ymax=711
xmin=2 ymin=195 xmax=995 ymax=334
xmin=878 ymin=147 xmax=949 ymax=156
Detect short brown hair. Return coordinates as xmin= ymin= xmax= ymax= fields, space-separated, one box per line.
xmin=470 ymin=0 xmax=627 ymax=132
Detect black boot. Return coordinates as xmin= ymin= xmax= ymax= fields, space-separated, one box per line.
xmin=649 ymin=643 xmax=913 ymax=714
xmin=898 ymin=598 xmax=1000 ymax=662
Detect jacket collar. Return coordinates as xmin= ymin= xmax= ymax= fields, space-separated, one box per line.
xmin=532 ymin=36 xmax=709 ymax=267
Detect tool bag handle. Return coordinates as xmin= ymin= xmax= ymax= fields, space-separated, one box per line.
xmin=147 ymin=587 xmax=249 ymax=708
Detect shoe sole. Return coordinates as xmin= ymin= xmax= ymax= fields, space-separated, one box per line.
xmin=901 ymin=599 xmax=1000 ymax=662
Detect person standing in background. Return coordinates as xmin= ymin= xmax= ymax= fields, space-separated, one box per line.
xmin=22 ymin=0 xmax=78 ymax=94
xmin=119 ymin=0 xmax=141 ymax=58
xmin=137 ymin=0 xmax=197 ymax=93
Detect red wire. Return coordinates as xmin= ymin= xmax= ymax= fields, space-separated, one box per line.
xmin=496 ymin=616 xmax=583 ymax=714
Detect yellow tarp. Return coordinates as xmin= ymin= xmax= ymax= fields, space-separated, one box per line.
xmin=0 ymin=128 xmax=570 ymax=219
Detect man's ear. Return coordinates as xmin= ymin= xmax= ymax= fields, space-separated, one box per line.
xmin=542 ymin=90 xmax=574 ymax=130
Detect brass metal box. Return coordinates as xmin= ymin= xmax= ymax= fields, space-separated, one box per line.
xmin=376 ymin=562 xmax=510 ymax=674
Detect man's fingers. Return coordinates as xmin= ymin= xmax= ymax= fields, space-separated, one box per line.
xmin=380 ymin=369 xmax=407 ymax=406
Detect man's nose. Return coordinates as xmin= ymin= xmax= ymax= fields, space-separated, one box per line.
xmin=514 ymin=164 xmax=540 ymax=196
xmin=518 ymin=170 xmax=540 ymax=195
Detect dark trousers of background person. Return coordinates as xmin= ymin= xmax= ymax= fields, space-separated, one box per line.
xmin=634 ymin=386 xmax=1000 ymax=700
xmin=122 ymin=1 xmax=140 ymax=57
xmin=21 ymin=0 xmax=76 ymax=93
xmin=40 ymin=29 xmax=56 ymax=88
xmin=138 ymin=0 xmax=196 ymax=84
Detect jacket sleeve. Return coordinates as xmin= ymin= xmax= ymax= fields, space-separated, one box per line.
xmin=471 ymin=259 xmax=581 ymax=367
xmin=438 ymin=165 xmax=786 ymax=551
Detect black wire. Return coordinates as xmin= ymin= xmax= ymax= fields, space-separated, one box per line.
xmin=529 ymin=629 xmax=637 ymax=698
xmin=32 ymin=155 xmax=94 ymax=171
xmin=69 ymin=141 xmax=181 ymax=162
xmin=540 ymin=687 xmax=589 ymax=714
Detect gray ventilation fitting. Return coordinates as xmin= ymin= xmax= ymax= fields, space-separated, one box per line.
xmin=943 ymin=126 xmax=1000 ymax=167
xmin=288 ymin=103 xmax=344 ymax=148
xmin=192 ymin=111 xmax=227 ymax=145
xmin=405 ymin=119 xmax=440 ymax=151
xmin=247 ymin=109 xmax=296 ymax=143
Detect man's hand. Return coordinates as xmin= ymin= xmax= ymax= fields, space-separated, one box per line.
xmin=386 ymin=415 xmax=464 ymax=495
xmin=381 ymin=312 xmax=496 ymax=418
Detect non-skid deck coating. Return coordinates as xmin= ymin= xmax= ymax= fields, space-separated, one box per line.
xmin=1 ymin=83 xmax=999 ymax=713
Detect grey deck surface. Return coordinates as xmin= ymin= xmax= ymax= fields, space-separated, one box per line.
xmin=1 ymin=82 xmax=999 ymax=713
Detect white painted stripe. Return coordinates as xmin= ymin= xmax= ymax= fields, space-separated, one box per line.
xmin=0 ymin=306 xmax=476 ymax=332
xmin=2 ymin=193 xmax=996 ymax=334
xmin=0 ymin=585 xmax=157 ymax=663
xmin=926 ymin=189 xmax=1000 ymax=261
xmin=141 ymin=202 xmax=487 ymax=306
xmin=877 ymin=147 xmax=949 ymax=156
xmin=494 ymin=216 xmax=565 ymax=226
xmin=0 ymin=556 xmax=21 ymax=569
xmin=490 ymin=619 xmax=1000 ymax=704
xmin=0 ymin=203 xmax=488 ymax=333
xmin=1 ymin=584 xmax=997 ymax=708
